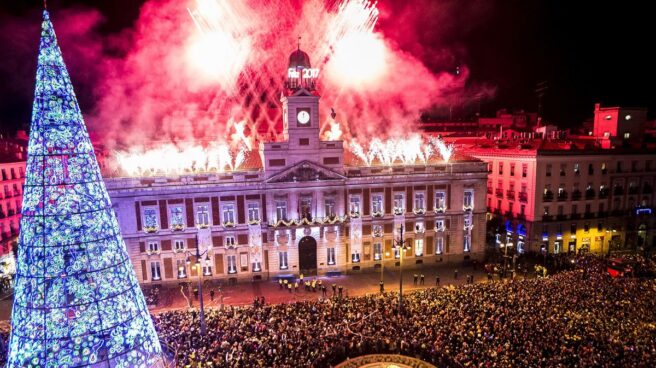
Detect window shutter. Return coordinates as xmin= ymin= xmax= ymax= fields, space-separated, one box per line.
xmin=161 ymin=239 xmax=172 ymax=251
xmin=185 ymin=198 xmax=194 ymax=227
xmin=139 ymin=241 xmax=146 ymax=253
xmin=135 ymin=202 xmax=142 ymax=231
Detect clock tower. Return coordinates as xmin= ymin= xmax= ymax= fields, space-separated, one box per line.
xmin=280 ymin=45 xmax=320 ymax=147
xmin=261 ymin=44 xmax=344 ymax=174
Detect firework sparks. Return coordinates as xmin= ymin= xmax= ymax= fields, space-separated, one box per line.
xmin=115 ymin=143 xmax=248 ymax=177
xmin=349 ymin=135 xmax=455 ymax=166
xmin=323 ymin=0 xmax=386 ymax=88
xmin=186 ymin=0 xmax=254 ymax=90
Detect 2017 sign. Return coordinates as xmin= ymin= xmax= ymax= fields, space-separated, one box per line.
xmin=288 ymin=67 xmax=320 ymax=79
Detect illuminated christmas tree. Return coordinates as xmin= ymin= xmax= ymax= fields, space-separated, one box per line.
xmin=7 ymin=10 xmax=164 ymax=367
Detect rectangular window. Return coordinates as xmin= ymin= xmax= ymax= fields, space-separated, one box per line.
xmin=275 ymin=201 xmax=287 ymax=221
xmin=394 ymin=193 xmax=404 ymax=212
xmin=327 ymin=248 xmax=336 ymax=265
xmin=143 ymin=208 xmax=159 ymax=230
xmin=269 ymin=159 xmax=286 ymax=167
xmin=498 ymin=162 xmax=503 ymax=175
xmin=148 ymin=241 xmax=159 ymax=253
xmin=601 ymin=162 xmax=607 ymax=174
xmin=170 ymin=206 xmax=184 ymax=228
xmin=151 ymin=262 xmax=162 ymax=280
xmin=222 ymin=204 xmax=235 ymax=224
xmin=434 ymin=191 xmax=446 ymax=211
xmin=350 ymin=196 xmax=361 ymax=215
xmin=324 ymin=198 xmax=335 ymax=217
xmin=414 ymin=239 xmax=424 ymax=257
xmin=463 ymin=234 xmax=471 ymax=252
xmin=463 ymin=190 xmax=474 ymax=210
xmin=510 ymin=163 xmax=515 ymax=176
xmin=372 ymin=194 xmax=384 ymax=214
xmin=177 ymin=259 xmax=187 ymax=278
xmin=252 ymin=259 xmax=262 ymax=272
xmin=323 ymin=157 xmax=340 ymax=165
xmin=351 ymin=251 xmax=361 ymax=263
xmin=248 ymin=203 xmax=260 ymax=222
xmin=546 ymin=164 xmax=552 ymax=177
xmin=227 ymin=255 xmax=237 ymax=274
xmin=373 ymin=243 xmax=382 ymax=261
xmin=560 ymin=164 xmax=566 ymax=176
xmin=436 ymin=237 xmax=444 ymax=254
xmin=174 ymin=239 xmax=185 ymax=252
xmin=520 ymin=204 xmax=525 ymax=215
xmin=225 ymin=236 xmax=236 ymax=248
xmin=203 ymin=259 xmax=212 ymax=276
xmin=300 ymin=197 xmax=312 ymax=219
xmin=588 ymin=163 xmax=594 ymax=175
xmin=299 ymin=138 xmax=310 ymax=145
xmin=522 ymin=163 xmax=528 ymax=177
xmin=414 ymin=192 xmax=425 ymax=211
xmin=435 ymin=219 xmax=445 ymax=231
xmin=196 ymin=205 xmax=210 ymax=226
xmin=574 ymin=163 xmax=580 ymax=175
xmin=278 ymin=251 xmax=288 ymax=269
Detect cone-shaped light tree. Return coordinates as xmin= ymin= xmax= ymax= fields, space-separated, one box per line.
xmin=7 ymin=10 xmax=164 ymax=367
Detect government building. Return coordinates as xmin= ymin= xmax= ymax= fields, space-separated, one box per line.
xmin=105 ymin=49 xmax=487 ymax=284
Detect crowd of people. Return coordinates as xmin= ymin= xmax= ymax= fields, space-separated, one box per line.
xmin=152 ymin=255 xmax=656 ymax=367
xmin=0 ymin=255 xmax=655 ymax=367
xmin=0 ymin=329 xmax=8 ymax=365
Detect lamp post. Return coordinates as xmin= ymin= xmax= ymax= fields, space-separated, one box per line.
xmin=379 ymin=251 xmax=391 ymax=292
xmin=185 ymin=235 xmax=211 ymax=336
xmin=393 ymin=224 xmax=411 ymax=311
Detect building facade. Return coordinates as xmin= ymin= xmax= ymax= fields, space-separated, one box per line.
xmin=0 ymin=152 xmax=26 ymax=280
xmin=105 ymin=49 xmax=488 ymax=284
xmin=468 ymin=104 xmax=655 ymax=256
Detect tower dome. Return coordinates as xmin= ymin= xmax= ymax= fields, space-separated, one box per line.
xmin=285 ymin=42 xmax=317 ymax=91
xmin=288 ymin=48 xmax=311 ymax=69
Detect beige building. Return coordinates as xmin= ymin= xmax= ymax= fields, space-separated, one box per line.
xmin=104 ymin=49 xmax=488 ymax=284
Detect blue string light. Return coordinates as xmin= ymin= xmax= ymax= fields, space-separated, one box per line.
xmin=7 ymin=10 xmax=163 ymax=367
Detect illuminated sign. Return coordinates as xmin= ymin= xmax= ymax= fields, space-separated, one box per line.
xmin=288 ymin=67 xmax=320 ymax=79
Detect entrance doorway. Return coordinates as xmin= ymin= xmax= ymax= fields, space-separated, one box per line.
xmin=298 ymin=236 xmax=318 ymax=275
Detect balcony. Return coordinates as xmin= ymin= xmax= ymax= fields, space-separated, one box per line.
xmin=585 ymin=190 xmax=595 ymax=200
xmin=599 ymin=189 xmax=609 ymax=199
xmin=584 ymin=212 xmax=595 ymax=219
xmin=613 ymin=187 xmax=624 ymax=196
xmin=487 ymin=187 xmax=493 ymax=195
xmin=495 ymin=189 xmax=504 ymax=198
xmin=542 ymin=215 xmax=553 ymax=222
xmin=598 ymin=211 xmax=608 ymax=218
xmin=644 ymin=185 xmax=653 ymax=194
xmin=556 ymin=214 xmax=567 ymax=221
xmin=543 ymin=192 xmax=554 ymax=202
xmin=628 ymin=187 xmax=639 ymax=195
xmin=504 ymin=211 xmax=514 ymax=219
xmin=557 ymin=191 xmax=568 ymax=201
xmin=571 ymin=190 xmax=582 ymax=201
xmin=506 ymin=190 xmax=515 ymax=200
xmin=519 ymin=192 xmax=528 ymax=203
xmin=570 ymin=213 xmax=581 ymax=220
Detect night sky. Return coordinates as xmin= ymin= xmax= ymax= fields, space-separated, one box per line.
xmin=0 ymin=0 xmax=653 ymax=134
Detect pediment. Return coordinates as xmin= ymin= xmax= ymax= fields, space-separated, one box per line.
xmin=266 ymin=160 xmax=346 ymax=183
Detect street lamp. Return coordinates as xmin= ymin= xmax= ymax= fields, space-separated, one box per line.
xmin=184 ymin=235 xmax=212 ymax=336
xmin=393 ymin=224 xmax=412 ymax=311
xmin=380 ymin=251 xmax=391 ymax=292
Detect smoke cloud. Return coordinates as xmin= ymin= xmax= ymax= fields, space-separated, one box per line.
xmin=5 ymin=0 xmax=495 ymax=162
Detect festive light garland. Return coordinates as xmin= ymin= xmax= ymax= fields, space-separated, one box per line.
xmin=7 ymin=11 xmax=163 ymax=368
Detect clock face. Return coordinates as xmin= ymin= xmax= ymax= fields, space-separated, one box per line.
xmin=297 ymin=110 xmax=310 ymax=125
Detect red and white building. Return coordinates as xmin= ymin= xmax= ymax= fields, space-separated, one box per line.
xmin=465 ymin=104 xmax=655 ymax=255
xmin=0 ymin=134 xmax=27 ymax=280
